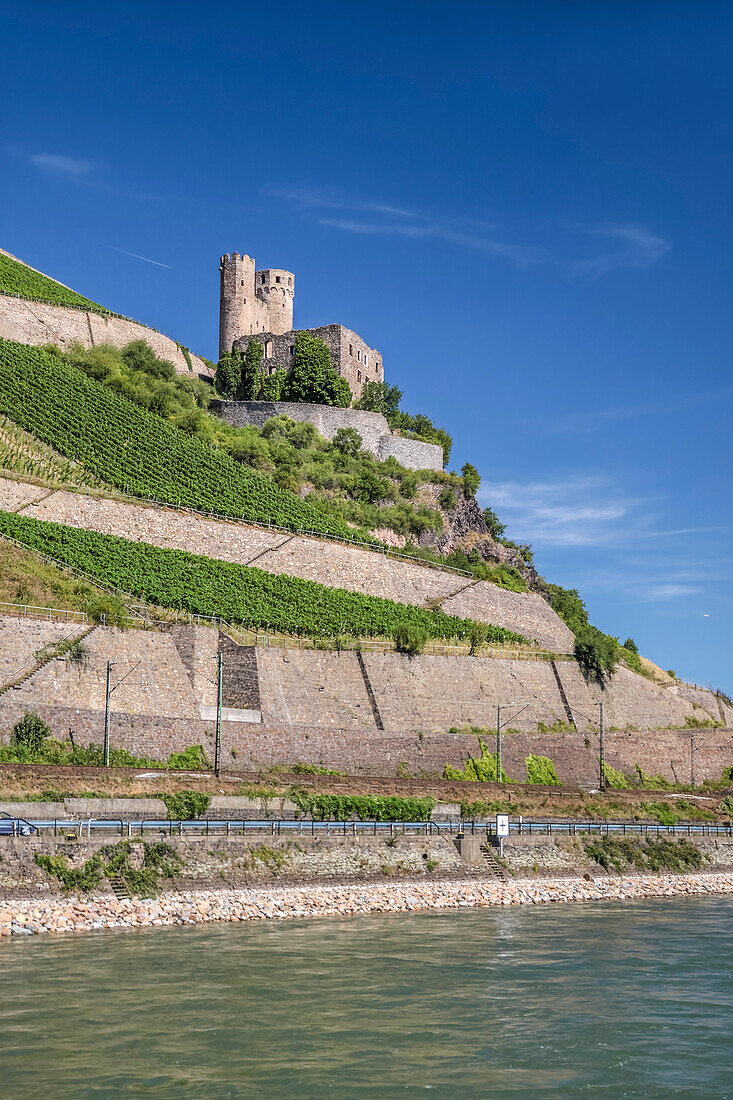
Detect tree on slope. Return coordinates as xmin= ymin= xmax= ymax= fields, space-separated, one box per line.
xmin=283 ymin=332 xmax=352 ymax=407
xmin=237 ymin=339 xmax=264 ymax=400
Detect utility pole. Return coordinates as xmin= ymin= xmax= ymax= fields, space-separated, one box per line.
xmin=690 ymin=732 xmax=695 ymax=787
xmin=496 ymin=705 xmax=504 ymax=784
xmin=102 ymin=660 xmax=140 ymax=767
xmin=214 ymin=652 xmax=223 ymax=777
xmin=598 ymin=700 xmax=605 ymax=791
xmin=104 ymin=661 xmax=112 ymax=768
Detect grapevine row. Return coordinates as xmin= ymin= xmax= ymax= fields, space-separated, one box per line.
xmin=0 ymin=252 xmax=108 ymax=313
xmin=0 ymin=510 xmax=528 ymax=644
xmin=0 ymin=339 xmax=361 ymax=539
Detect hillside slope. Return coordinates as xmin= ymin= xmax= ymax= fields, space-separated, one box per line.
xmin=0 ymin=250 xmax=212 ymax=378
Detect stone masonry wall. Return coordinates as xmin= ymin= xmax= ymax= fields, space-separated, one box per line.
xmin=210 ymin=399 xmax=444 ymax=473
xmin=0 ymin=618 xmax=729 ymax=784
xmin=0 ymin=478 xmax=573 ymax=649
xmin=0 ymin=696 xmax=729 ymax=785
xmin=0 ymin=294 xmax=213 ymax=378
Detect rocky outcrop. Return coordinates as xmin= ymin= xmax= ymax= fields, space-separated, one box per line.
xmin=415 ymin=488 xmax=545 ymax=591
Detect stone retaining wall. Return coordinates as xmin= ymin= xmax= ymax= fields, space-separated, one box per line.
xmin=0 ymin=478 xmax=573 ymax=649
xmin=0 ymin=294 xmax=213 ymax=378
xmin=210 ymin=399 xmax=444 ymax=472
xmin=0 ymin=693 xmax=730 ymax=785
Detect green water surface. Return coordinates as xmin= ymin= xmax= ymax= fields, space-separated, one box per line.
xmin=0 ymin=895 xmax=730 ymax=1098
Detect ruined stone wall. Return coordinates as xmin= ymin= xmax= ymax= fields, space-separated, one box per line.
xmin=212 ymin=398 xmax=443 ymax=472
xmin=0 ymin=295 xmax=213 ymax=378
xmin=1 ymin=479 xmax=571 ymax=648
xmin=233 ymin=323 xmax=383 ymax=403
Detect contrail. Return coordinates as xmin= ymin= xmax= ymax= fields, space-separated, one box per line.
xmin=99 ymin=243 xmax=172 ymax=269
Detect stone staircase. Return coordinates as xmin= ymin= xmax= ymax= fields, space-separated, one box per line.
xmin=0 ymin=624 xmax=96 ymax=696
xmin=106 ymin=873 xmax=130 ymax=900
xmin=479 ymin=843 xmax=507 ymax=881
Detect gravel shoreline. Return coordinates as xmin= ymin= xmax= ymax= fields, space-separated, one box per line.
xmin=1 ymin=872 xmax=731 ymax=937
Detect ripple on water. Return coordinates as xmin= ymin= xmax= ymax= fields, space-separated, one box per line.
xmin=0 ymin=895 xmax=731 ymax=1098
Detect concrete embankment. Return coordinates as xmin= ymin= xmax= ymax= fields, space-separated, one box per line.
xmin=2 ymin=873 xmax=732 ymax=937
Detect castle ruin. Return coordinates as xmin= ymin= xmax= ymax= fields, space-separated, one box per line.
xmin=219 ymin=252 xmax=382 ymax=399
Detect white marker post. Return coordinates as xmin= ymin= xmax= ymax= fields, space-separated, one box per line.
xmin=496 ymin=813 xmax=510 ymax=858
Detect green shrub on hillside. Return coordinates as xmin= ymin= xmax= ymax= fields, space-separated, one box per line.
xmin=0 ymin=510 xmax=528 ymax=644
xmin=574 ymin=626 xmax=619 ymax=681
xmin=0 ymin=251 xmax=108 ymax=313
xmin=601 ymin=762 xmax=631 ymax=789
xmin=392 ymin=624 xmax=429 ymax=655
xmin=444 ymin=739 xmax=511 ymax=783
xmin=288 ymin=790 xmax=435 ymax=821
xmin=161 ymin=791 xmax=212 ymax=819
xmin=282 ymin=332 xmax=351 ymax=407
xmin=11 ymin=711 xmax=52 ymax=753
xmin=525 ymin=754 xmax=561 ymax=785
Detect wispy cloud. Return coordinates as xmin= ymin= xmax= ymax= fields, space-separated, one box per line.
xmin=479 ymin=476 xmax=641 ymax=546
xmin=642 ymin=584 xmax=701 ymax=601
xmin=274 ymin=188 xmax=669 ymax=276
xmin=271 ymin=187 xmax=416 ymax=218
xmin=29 ymin=153 xmax=95 ymax=177
xmin=550 ymin=386 xmax=733 ymax=434
xmin=477 ymin=475 xmax=722 ymax=548
xmin=572 ymin=224 xmax=671 ymax=277
xmin=274 ymin=187 xmax=547 ymax=268
xmin=317 ymin=217 xmax=546 ymax=265
xmin=99 ymin=243 xmax=172 ymax=269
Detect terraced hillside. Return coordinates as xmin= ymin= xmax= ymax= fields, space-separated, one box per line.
xmin=0 ymin=339 xmax=366 ymax=540
xmin=0 ymin=477 xmax=572 ymax=649
xmin=0 ymin=251 xmax=211 ymax=377
xmin=0 ymin=508 xmax=529 ymax=644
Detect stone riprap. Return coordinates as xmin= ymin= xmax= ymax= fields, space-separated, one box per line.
xmin=0 ymin=478 xmax=574 ymax=650
xmin=2 ymin=873 xmax=732 ymax=937
xmin=210 ymin=399 xmax=444 ymax=472
xmin=0 ymin=294 xmax=212 ymax=378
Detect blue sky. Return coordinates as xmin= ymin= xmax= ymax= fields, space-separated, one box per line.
xmin=2 ymin=1 xmax=731 ymax=690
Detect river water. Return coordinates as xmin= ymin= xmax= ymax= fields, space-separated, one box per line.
xmin=0 ymin=895 xmax=730 ymax=1098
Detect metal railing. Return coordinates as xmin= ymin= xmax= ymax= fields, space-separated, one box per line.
xmin=0 ymin=600 xmax=87 ymax=624
xmin=12 ymin=818 xmax=733 ymax=838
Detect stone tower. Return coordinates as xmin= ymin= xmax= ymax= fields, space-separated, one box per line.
xmin=219 ymin=253 xmax=295 ymax=358
xmin=255 ymin=269 xmax=295 ymax=335
xmin=219 ymin=252 xmax=256 ymax=359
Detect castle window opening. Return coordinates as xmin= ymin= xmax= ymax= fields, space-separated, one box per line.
xmin=265 ymin=340 xmax=273 ymax=358
xmin=241 ymin=280 xmax=244 ymax=286
xmin=288 ymin=277 xmax=292 ymax=286
xmin=364 ymin=355 xmax=368 ymax=367
xmin=357 ymin=370 xmax=361 ymax=382
xmin=357 ymin=350 xmax=361 ymax=361
xmin=275 ymin=276 xmax=281 ymax=283
xmin=261 ymin=274 xmax=265 ymax=284
xmin=289 ymin=345 xmax=295 ymax=355
xmin=349 ymin=344 xmax=353 ymax=356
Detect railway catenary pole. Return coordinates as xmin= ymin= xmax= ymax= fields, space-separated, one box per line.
xmin=104 ymin=661 xmax=112 ymax=768
xmin=598 ymin=701 xmax=605 ymax=791
xmin=214 ymin=652 xmax=223 ymax=777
